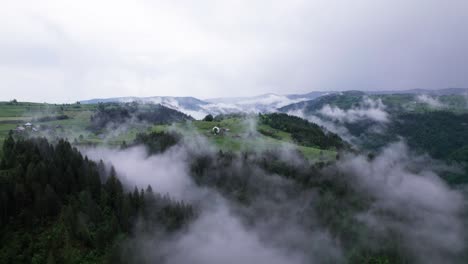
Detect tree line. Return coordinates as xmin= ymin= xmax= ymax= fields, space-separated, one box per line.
xmin=0 ymin=134 xmax=193 ymax=263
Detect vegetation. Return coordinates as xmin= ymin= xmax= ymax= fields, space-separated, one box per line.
xmin=89 ymin=103 xmax=193 ymax=132
xmin=0 ymin=135 xmax=194 ymax=263
xmin=259 ymin=113 xmax=347 ymax=150
xmin=133 ymin=131 xmax=180 ymax=155
xmin=188 ymin=149 xmax=420 ymax=264
xmin=202 ymin=114 xmax=214 ymax=121
xmin=1 ymin=93 xmax=468 ymax=263
xmin=0 ymin=101 xmax=96 ymax=145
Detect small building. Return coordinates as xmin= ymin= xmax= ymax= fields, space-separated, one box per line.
xmin=15 ymin=126 xmax=25 ymax=132
xmin=24 ymin=122 xmax=32 ymax=127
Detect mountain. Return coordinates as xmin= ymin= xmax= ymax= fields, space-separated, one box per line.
xmin=367 ymin=87 xmax=468 ymax=95
xmin=280 ymin=88 xmax=468 ymax=114
xmin=89 ymin=103 xmax=194 ymax=132
xmin=80 ymin=88 xmax=468 ymax=119
xmin=80 ymin=96 xmax=209 ymax=119
xmin=279 ymin=91 xmax=366 ymax=113
xmin=80 ymin=93 xmax=325 ymax=119
xmin=204 ymin=93 xmax=309 ymax=113
xmin=286 ymin=91 xmax=333 ymax=100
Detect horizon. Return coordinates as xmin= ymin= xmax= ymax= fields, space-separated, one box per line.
xmin=3 ymin=86 xmax=468 ymax=104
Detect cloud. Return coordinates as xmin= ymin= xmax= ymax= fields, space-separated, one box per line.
xmin=83 ymin=145 xmax=197 ymax=200
xmin=416 ymin=94 xmax=445 ymax=108
xmin=83 ymin=135 xmax=344 ymax=263
xmin=1 ymin=0 xmax=468 ymax=102
xmin=287 ymin=109 xmax=355 ymax=143
xmin=81 ymin=127 xmax=466 ymax=263
xmin=137 ymin=198 xmax=310 ymax=264
xmin=335 ymin=142 xmax=465 ymax=263
xmin=319 ymin=97 xmax=389 ymax=123
xmin=286 ymin=97 xmax=389 ymax=145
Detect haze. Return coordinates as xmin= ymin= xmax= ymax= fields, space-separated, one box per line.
xmin=1 ymin=0 xmax=467 ymax=103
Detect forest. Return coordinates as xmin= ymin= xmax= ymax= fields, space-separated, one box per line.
xmin=0 ymin=99 xmax=467 ymax=263
xmin=259 ymin=113 xmax=347 ymax=150
xmin=89 ymin=103 xmax=193 ymax=132
xmin=0 ymin=134 xmax=193 ymax=263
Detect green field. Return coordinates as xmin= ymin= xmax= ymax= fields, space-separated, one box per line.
xmin=0 ymin=101 xmax=336 ymax=161
xmin=152 ymin=117 xmax=336 ymax=161
xmin=0 ymin=102 xmax=96 ymax=144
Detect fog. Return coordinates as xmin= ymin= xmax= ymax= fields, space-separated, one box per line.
xmin=318 ymin=97 xmax=389 ymax=123
xmin=416 ymin=94 xmax=445 ymax=109
xmin=81 ymin=124 xmax=466 ymax=263
xmin=336 ymin=142 xmax=465 ymax=263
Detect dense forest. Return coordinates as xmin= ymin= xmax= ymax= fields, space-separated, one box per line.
xmin=340 ymin=111 xmax=468 ymax=183
xmin=259 ymin=113 xmax=347 ymax=150
xmin=133 ymin=131 xmax=181 ymax=155
xmin=188 ymin=147 xmax=466 ymax=263
xmin=89 ymin=103 xmax=193 ymax=132
xmin=0 ymin=118 xmax=467 ymax=263
xmin=0 ymin=134 xmax=193 ymax=263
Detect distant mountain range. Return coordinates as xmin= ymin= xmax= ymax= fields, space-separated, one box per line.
xmin=80 ymin=88 xmax=468 ymax=119
xmin=80 ymin=92 xmax=331 ymax=119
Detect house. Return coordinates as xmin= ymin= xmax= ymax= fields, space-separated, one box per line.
xmin=24 ymin=122 xmax=32 ymax=127
xmin=15 ymin=126 xmax=25 ymax=132
xmin=212 ymin=126 xmax=230 ymax=135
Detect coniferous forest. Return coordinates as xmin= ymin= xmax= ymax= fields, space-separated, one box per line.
xmin=0 ymin=134 xmax=193 ymax=263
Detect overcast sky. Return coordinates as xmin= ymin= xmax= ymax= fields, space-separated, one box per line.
xmin=1 ymin=0 xmax=467 ymax=103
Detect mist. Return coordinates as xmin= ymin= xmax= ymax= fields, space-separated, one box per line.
xmin=416 ymin=94 xmax=445 ymax=109
xmin=335 ymin=142 xmax=465 ymax=263
xmin=318 ymin=97 xmax=389 ymax=123
xmin=80 ymin=123 xmax=466 ymax=263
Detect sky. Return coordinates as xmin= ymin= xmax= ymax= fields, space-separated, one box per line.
xmin=0 ymin=0 xmax=467 ymax=103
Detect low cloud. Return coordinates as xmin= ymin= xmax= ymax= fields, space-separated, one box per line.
xmin=319 ymin=97 xmax=389 ymax=123
xmin=83 ymin=145 xmax=196 ymax=200
xmin=83 ymin=134 xmax=344 ymax=263
xmin=287 ymin=109 xmax=355 ymax=143
xmin=335 ymin=142 xmax=465 ymax=263
xmin=134 ymin=198 xmax=314 ymax=264
xmin=416 ymin=94 xmax=445 ymax=109
xmin=82 ymin=129 xmax=466 ymax=263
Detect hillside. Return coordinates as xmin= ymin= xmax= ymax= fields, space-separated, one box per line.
xmin=279 ymin=92 xmax=468 ymax=183
xmin=0 ymin=101 xmax=342 ymax=162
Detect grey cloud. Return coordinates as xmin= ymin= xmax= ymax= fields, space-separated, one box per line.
xmin=81 ymin=126 xmax=467 ymax=263
xmin=336 ymin=142 xmax=465 ymax=263
xmin=83 ymin=145 xmax=196 ymax=200
xmin=1 ymin=0 xmax=468 ymax=102
xmin=416 ymin=94 xmax=445 ymax=109
xmin=319 ymin=97 xmax=389 ymax=123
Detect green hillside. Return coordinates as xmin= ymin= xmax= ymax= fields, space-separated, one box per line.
xmin=0 ymin=102 xmax=96 ymax=146
xmin=0 ymin=102 xmax=340 ymax=162
xmin=153 ymin=115 xmax=339 ymax=161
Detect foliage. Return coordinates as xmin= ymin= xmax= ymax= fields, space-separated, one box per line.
xmin=259 ymin=113 xmax=347 ymax=150
xmin=133 ymin=131 xmax=180 ymax=155
xmin=33 ymin=115 xmax=70 ymax=123
xmin=0 ymin=136 xmax=194 ymax=263
xmin=89 ymin=103 xmax=193 ymax=132
xmin=202 ymin=114 xmax=214 ymax=121
xmin=189 ymin=149 xmax=415 ymax=264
